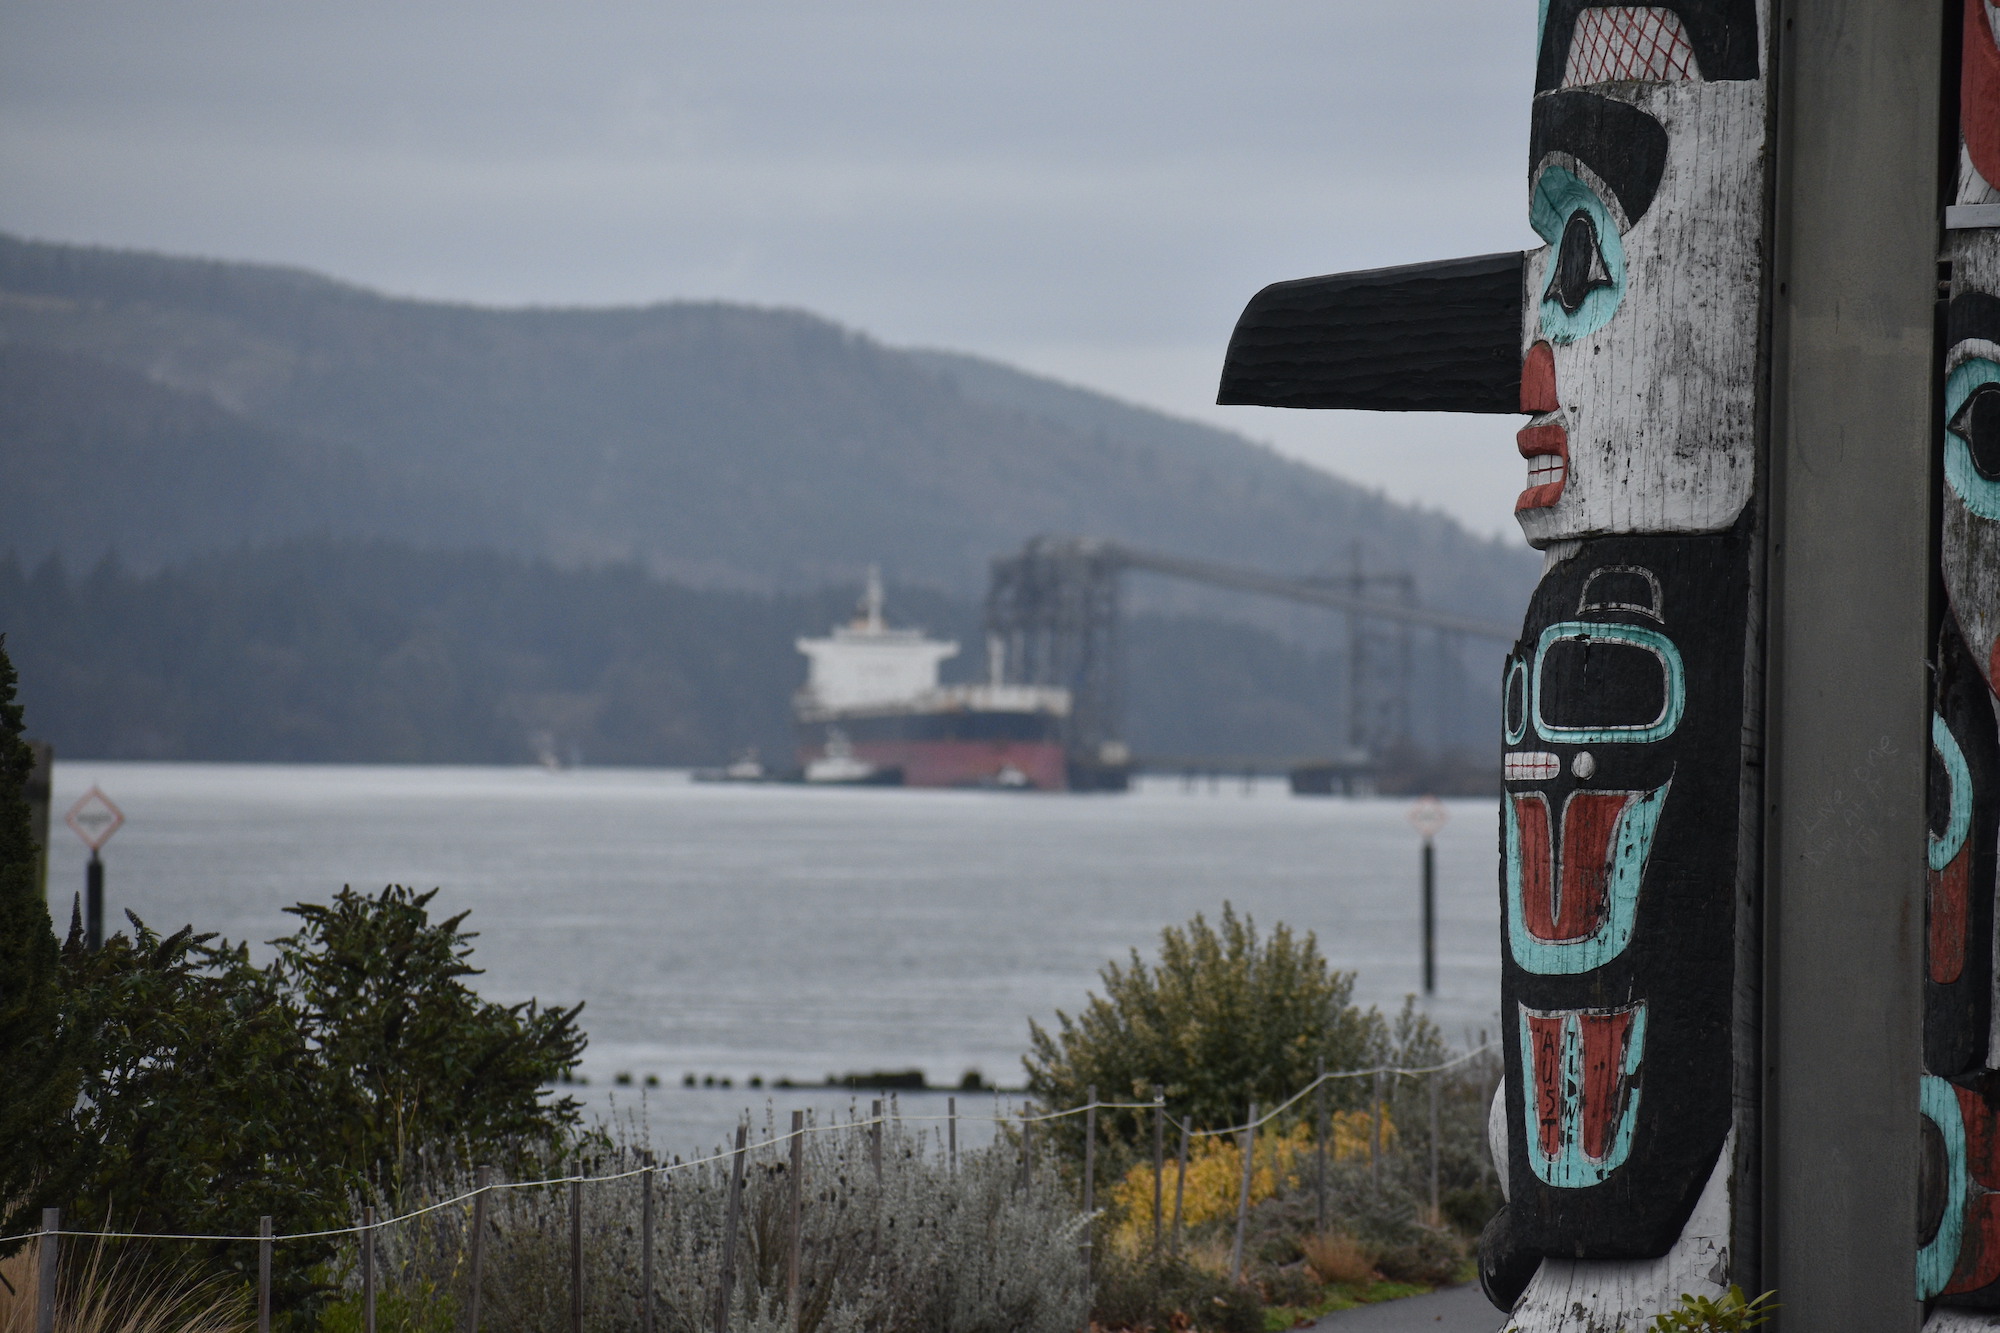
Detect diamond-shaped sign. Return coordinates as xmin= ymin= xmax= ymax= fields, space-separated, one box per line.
xmin=1406 ymin=795 xmax=1448 ymax=841
xmin=65 ymin=787 xmax=124 ymax=853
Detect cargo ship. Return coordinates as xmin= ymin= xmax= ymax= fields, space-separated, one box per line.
xmin=794 ymin=571 xmax=1071 ymax=790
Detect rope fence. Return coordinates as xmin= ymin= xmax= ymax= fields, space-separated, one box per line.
xmin=18 ymin=1043 xmax=1501 ymax=1333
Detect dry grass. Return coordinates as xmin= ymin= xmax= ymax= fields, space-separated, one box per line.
xmin=1298 ymin=1232 xmax=1375 ymax=1287
xmin=0 ymin=1240 xmax=251 ymax=1333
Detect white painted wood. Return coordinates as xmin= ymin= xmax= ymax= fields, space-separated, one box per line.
xmin=1501 ymin=1136 xmax=1734 ymax=1333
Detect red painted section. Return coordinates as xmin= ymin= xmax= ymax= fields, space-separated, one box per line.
xmin=1947 ymin=1084 xmax=2000 ymax=1294
xmin=799 ymin=739 xmax=1068 ymax=790
xmin=1515 ymin=421 xmax=1569 ymax=512
xmin=1966 ymin=0 xmax=2000 ymax=192
xmin=1520 ymin=340 xmax=1560 ymax=413
xmin=1932 ymin=842 xmax=1972 ymax=985
xmin=1576 ymin=1008 xmax=1636 ymax=1162
xmin=1514 ymin=794 xmax=1558 ymax=938
xmin=1988 ymin=636 xmax=2000 ymax=700
xmin=1526 ymin=1011 xmax=1568 ymax=1161
xmin=1556 ymin=792 xmax=1635 ymax=941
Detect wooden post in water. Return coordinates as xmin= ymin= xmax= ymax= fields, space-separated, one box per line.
xmin=257 ymin=1216 xmax=274 ymax=1333
xmin=1171 ymin=1123 xmax=1189 ymax=1257
xmin=1151 ymin=1088 xmax=1165 ymax=1255
xmin=569 ymin=1179 xmax=583 ymax=1333
xmin=716 ymin=1123 xmax=748 ymax=1333
xmin=468 ymin=1166 xmax=490 ymax=1333
xmin=641 ymin=1163 xmax=656 ymax=1333
xmin=1229 ymin=1102 xmax=1257 ymax=1282
xmin=35 ymin=1208 xmax=57 ymax=1333
xmin=787 ymin=1112 xmax=804 ymax=1333
xmin=362 ymin=1200 xmax=376 ymax=1328
xmin=1313 ymin=1057 xmax=1328 ymax=1232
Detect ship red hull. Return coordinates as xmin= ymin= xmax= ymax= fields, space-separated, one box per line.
xmin=797 ymin=737 xmax=1068 ymax=790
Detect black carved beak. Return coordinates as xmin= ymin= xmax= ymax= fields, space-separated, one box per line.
xmin=1217 ymin=251 xmax=1525 ymax=414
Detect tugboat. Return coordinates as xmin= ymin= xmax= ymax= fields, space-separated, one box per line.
xmin=793 ymin=570 xmax=1072 ymax=790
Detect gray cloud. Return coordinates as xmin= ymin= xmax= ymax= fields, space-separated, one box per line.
xmin=0 ymin=0 xmax=1539 ymax=536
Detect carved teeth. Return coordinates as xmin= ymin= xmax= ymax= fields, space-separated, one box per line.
xmin=1506 ymin=752 xmax=1561 ymax=781
xmin=1527 ymin=456 xmax=1567 ymax=487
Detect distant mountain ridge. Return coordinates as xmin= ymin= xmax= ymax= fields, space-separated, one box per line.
xmin=0 ymin=232 xmax=1536 ymax=620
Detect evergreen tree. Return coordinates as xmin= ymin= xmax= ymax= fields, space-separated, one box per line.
xmin=0 ymin=636 xmax=75 ymax=1249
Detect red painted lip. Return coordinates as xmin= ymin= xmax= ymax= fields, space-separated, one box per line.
xmin=1517 ymin=340 xmax=1566 ymax=511
xmin=1516 ymin=421 xmax=1568 ymax=511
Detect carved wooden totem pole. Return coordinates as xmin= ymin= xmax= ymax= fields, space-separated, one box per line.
xmin=1222 ymin=7 xmax=1768 ymax=1317
xmin=1919 ymin=2 xmax=2000 ymax=1313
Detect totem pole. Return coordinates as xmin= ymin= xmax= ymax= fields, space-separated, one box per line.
xmin=1217 ymin=0 xmax=1956 ymax=1325
xmin=1919 ymin=2 xmax=2000 ymax=1310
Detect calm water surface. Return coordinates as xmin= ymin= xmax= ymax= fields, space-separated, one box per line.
xmin=45 ymin=764 xmax=1501 ymax=1154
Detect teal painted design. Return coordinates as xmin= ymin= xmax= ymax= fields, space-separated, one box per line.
xmin=1519 ymin=1003 xmax=1646 ymax=1188
xmin=1505 ymin=657 xmax=1529 ymax=746
xmin=1920 ymin=1075 xmax=1970 ymax=1300
xmin=1946 ymin=358 xmax=2000 ymax=521
xmin=1505 ymin=780 xmax=1670 ymax=975
xmin=1537 ymin=0 xmax=1551 ymax=50
xmin=1531 ymin=621 xmax=1686 ymax=744
xmin=1530 ymin=166 xmax=1627 ymax=344
xmin=1933 ymin=712 xmax=1974 ymax=873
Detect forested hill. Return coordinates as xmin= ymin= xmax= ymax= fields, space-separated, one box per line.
xmin=0 ymin=233 xmax=1536 ymax=618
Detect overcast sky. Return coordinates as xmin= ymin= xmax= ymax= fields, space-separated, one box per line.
xmin=0 ymin=1 xmax=1539 ymax=539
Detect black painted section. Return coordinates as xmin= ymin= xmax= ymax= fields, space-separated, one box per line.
xmin=1530 ymin=92 xmax=1671 ymax=226
xmin=1216 ymin=252 xmax=1524 ymax=414
xmin=1925 ymin=616 xmax=1999 ymax=1078
xmin=1500 ymin=523 xmax=1751 ymax=1259
xmin=1535 ymin=0 xmax=1762 ymax=91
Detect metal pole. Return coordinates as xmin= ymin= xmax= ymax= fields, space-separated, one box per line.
xmin=258 ymin=1216 xmax=275 ymax=1333
xmin=1229 ymin=1101 xmax=1256 ymax=1283
xmin=1151 ymin=1088 xmax=1165 ymax=1255
xmin=36 ymin=1207 xmax=57 ymax=1333
xmin=468 ymin=1165 xmax=489 ymax=1333
xmin=642 ymin=1164 xmax=656 ymax=1333
xmin=1420 ymin=837 xmax=1435 ymax=996
xmin=569 ymin=1179 xmax=582 ymax=1333
xmin=85 ymin=852 xmax=102 ymax=950
xmin=1314 ymin=1056 xmax=1328 ymax=1233
xmin=787 ymin=1112 xmax=803 ymax=1333
xmin=1763 ymin=0 xmax=1939 ymax=1322
xmin=360 ymin=1208 xmax=374 ymax=1333
xmin=1171 ymin=1122 xmax=1189 ymax=1257
xmin=716 ymin=1123 xmax=748 ymax=1333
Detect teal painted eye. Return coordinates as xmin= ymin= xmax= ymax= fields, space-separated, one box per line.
xmin=1945 ymin=357 xmax=2000 ymax=521
xmin=1531 ymin=166 xmax=1626 ymax=344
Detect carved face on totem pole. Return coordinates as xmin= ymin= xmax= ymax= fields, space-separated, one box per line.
xmin=1515 ymin=1 xmax=1765 ymax=546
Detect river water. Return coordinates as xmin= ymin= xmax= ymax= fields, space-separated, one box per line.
xmin=43 ymin=763 xmax=1501 ymax=1156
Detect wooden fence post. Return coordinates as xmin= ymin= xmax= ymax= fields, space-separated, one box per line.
xmin=869 ymin=1099 xmax=883 ymax=1184
xmin=569 ymin=1179 xmax=583 ymax=1333
xmin=258 ymin=1216 xmax=274 ymax=1333
xmin=1427 ymin=1073 xmax=1441 ymax=1226
xmin=642 ymin=1163 xmax=656 ymax=1333
xmin=1314 ymin=1057 xmax=1328 ymax=1232
xmin=715 ymin=1123 xmax=749 ymax=1333
xmin=788 ymin=1111 xmax=804 ymax=1333
xmin=1082 ymin=1085 xmax=1097 ymax=1283
xmin=468 ymin=1165 xmax=489 ymax=1333
xmin=1171 ymin=1123 xmax=1189 ymax=1257
xmin=1229 ymin=1101 xmax=1257 ymax=1283
xmin=360 ymin=1208 xmax=374 ymax=1333
xmin=947 ymin=1095 xmax=957 ymax=1174
xmin=1151 ymin=1088 xmax=1165 ymax=1255
xmin=36 ymin=1208 xmax=57 ymax=1333
xmin=1368 ymin=1072 xmax=1382 ymax=1188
